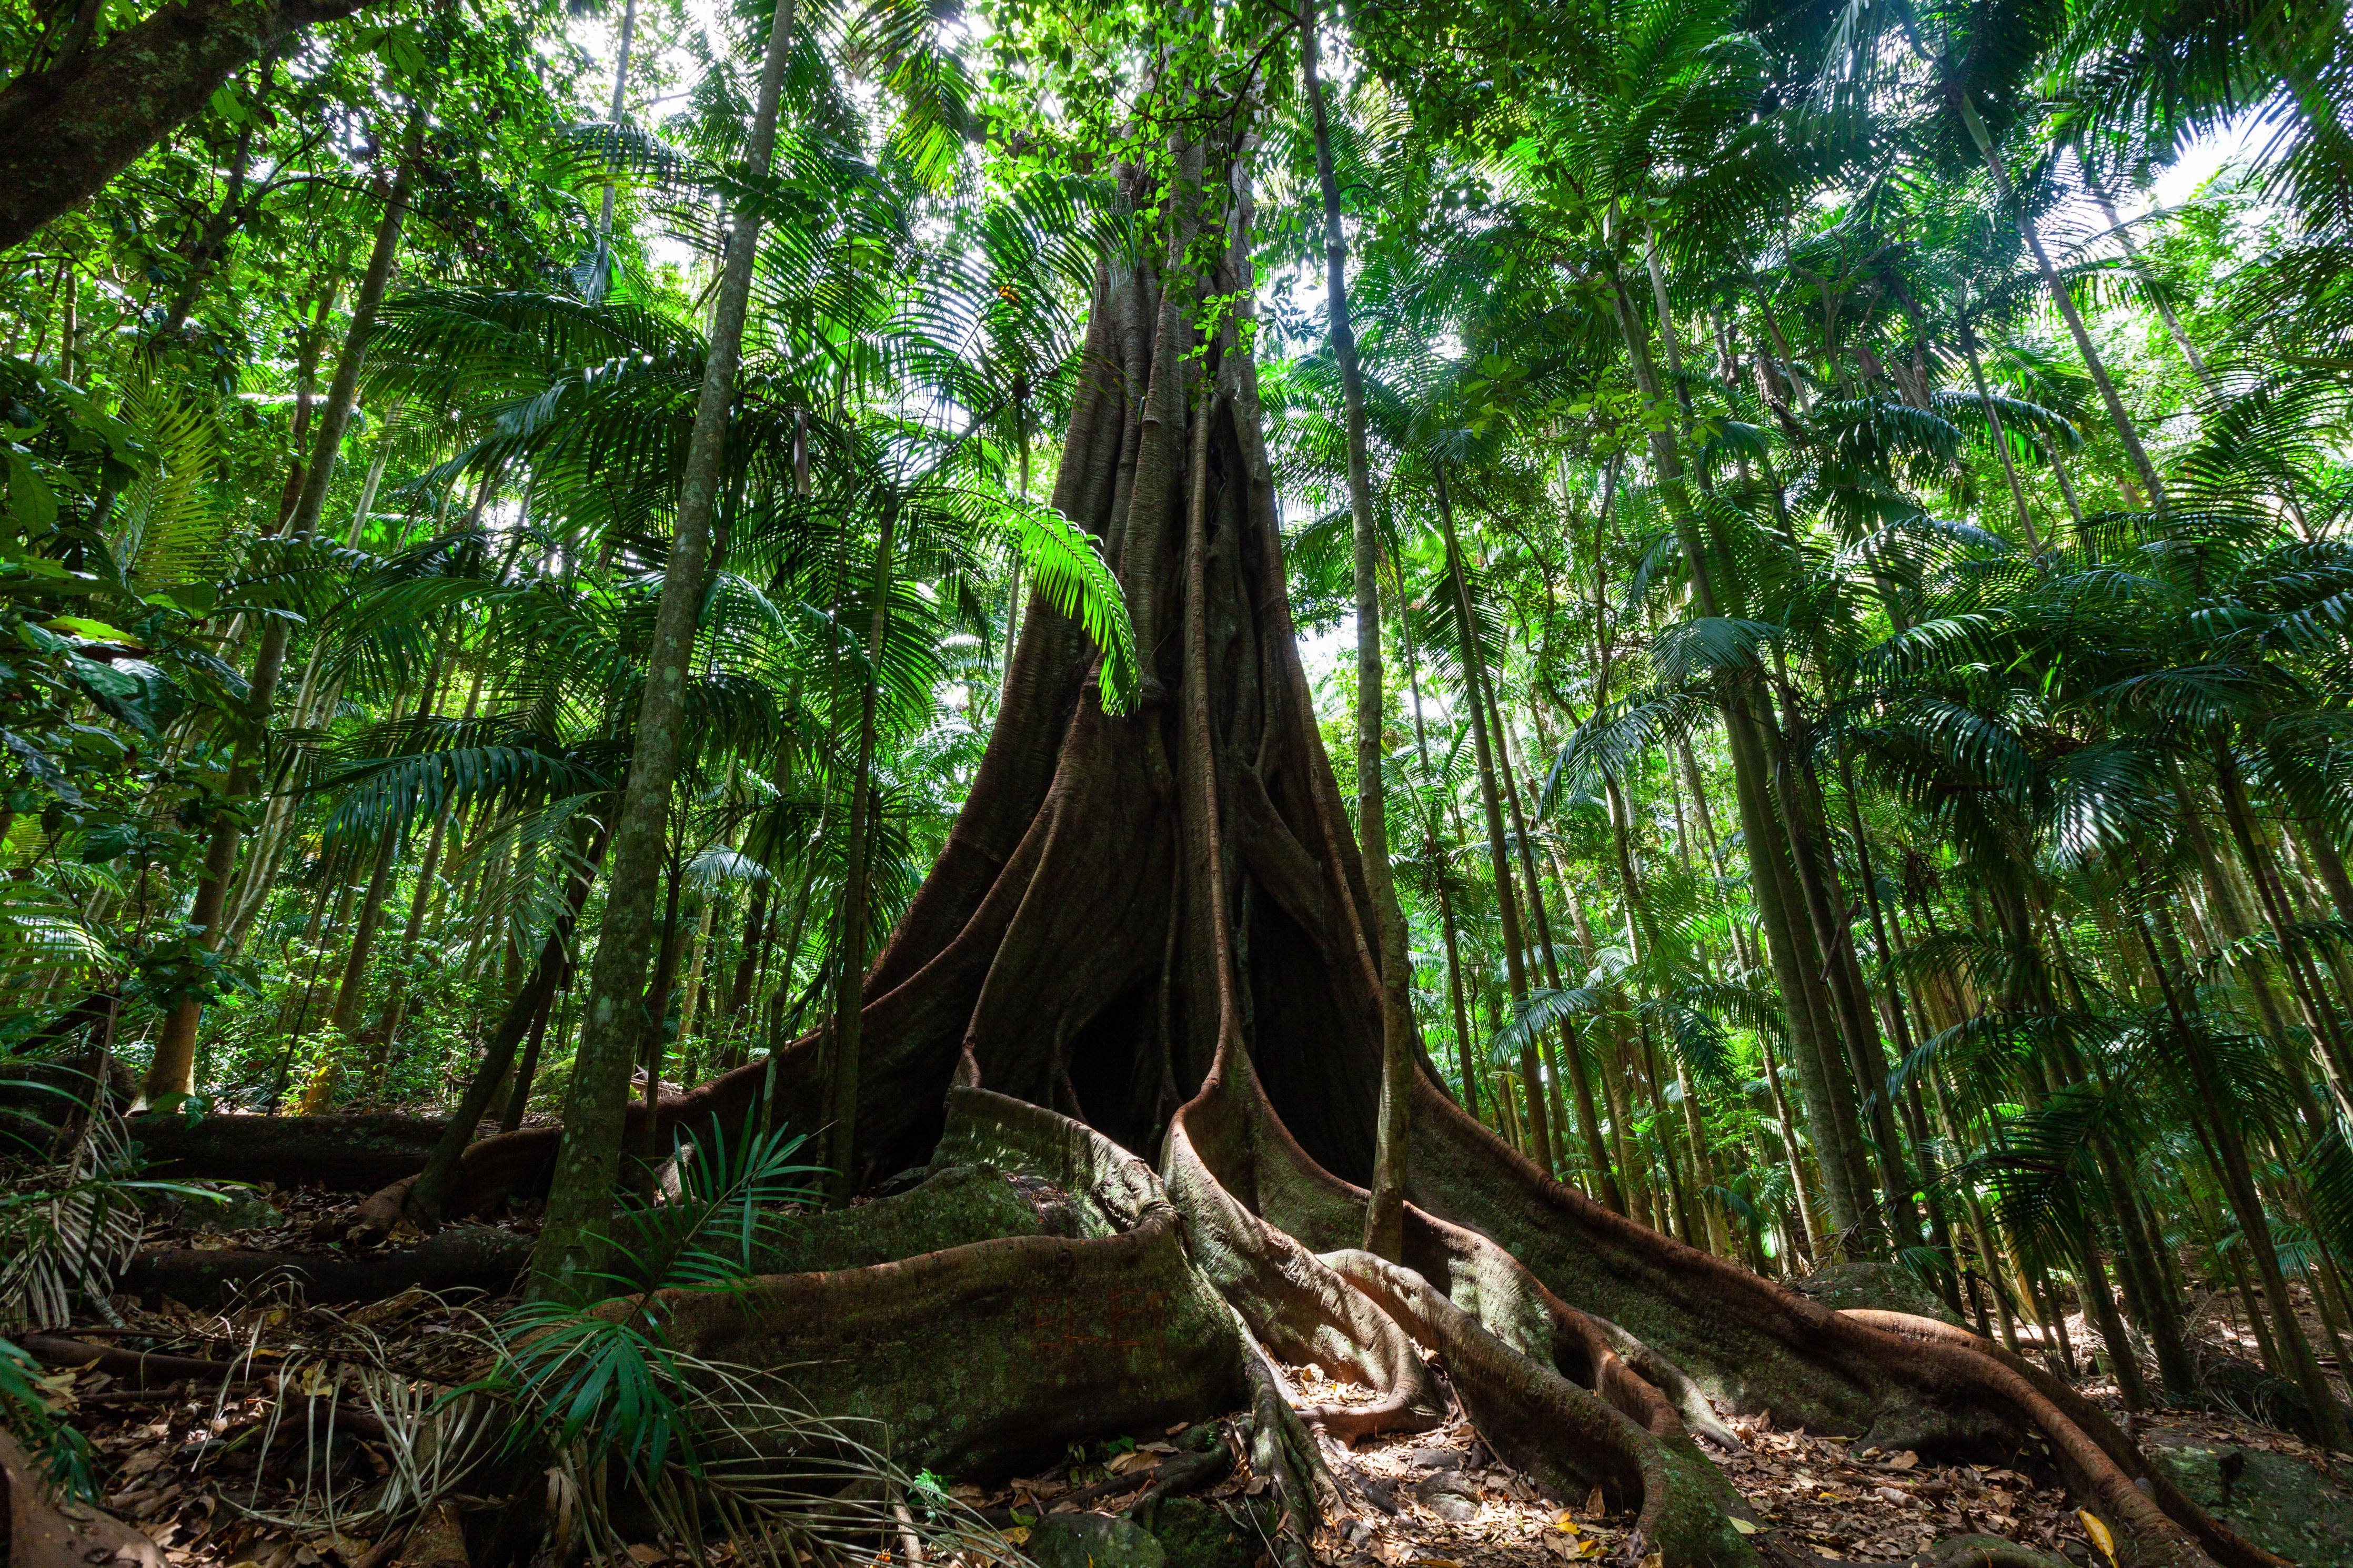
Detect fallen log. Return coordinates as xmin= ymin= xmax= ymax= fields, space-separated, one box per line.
xmin=127 ymin=1112 xmax=449 ymax=1189
xmin=118 ymin=1225 xmax=530 ymax=1307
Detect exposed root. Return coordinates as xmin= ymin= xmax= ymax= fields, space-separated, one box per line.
xmin=1401 ymin=1079 xmax=2278 ymax=1568
xmin=1161 ymin=1098 xmax=1445 ymax=1444
xmin=1238 ymin=1322 xmax=1340 ymax=1568
xmin=1583 ymin=1311 xmax=1745 ymax=1452
xmin=604 ymin=1090 xmax=1246 ymax=1480
xmin=21 ymin=1333 xmax=255 ymax=1384
xmin=128 ymin=1113 xmax=446 ymax=1190
xmin=120 ymin=1225 xmax=528 ymax=1308
xmin=1846 ymin=1312 xmax=2284 ymax=1568
xmin=1899 ymin=1538 xmax=2079 ymax=1568
xmin=0 ymin=1426 xmax=165 ymax=1568
xmin=1325 ymin=1247 xmax=1765 ymax=1568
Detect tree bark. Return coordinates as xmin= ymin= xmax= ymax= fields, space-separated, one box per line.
xmin=0 ymin=0 xmax=383 ymax=251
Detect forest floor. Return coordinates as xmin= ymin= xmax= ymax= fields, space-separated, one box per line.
xmin=16 ymin=1182 xmax=2353 ymax=1568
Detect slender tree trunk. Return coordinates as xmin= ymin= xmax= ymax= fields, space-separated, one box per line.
xmin=1759 ymin=703 xmax=1911 ymax=1248
xmin=505 ymin=979 xmax=568 ymax=1135
xmin=1302 ymin=0 xmax=1413 ymax=1256
xmin=1838 ymin=756 xmax=1962 ymax=1308
xmin=1393 ymin=569 xmax=1479 ymax=1124
xmin=1958 ymin=321 xmax=2044 ymax=553
xmin=2078 ymin=155 xmax=2219 ymax=394
xmin=411 ymin=824 xmax=611 ymax=1223
xmin=676 ymin=892 xmax=720 ymax=1070
xmin=2213 ymin=740 xmax=2353 ymax=1104
xmin=828 ymin=491 xmax=899 ymax=1200
xmin=138 ymin=81 xmax=435 ymax=1110
xmin=2139 ymin=908 xmax=2349 ymax=1448
xmin=528 ymin=0 xmax=797 ymax=1298
xmin=1606 ymin=245 xmax=1874 ymax=1245
xmin=590 ymin=0 xmax=640 ymax=290
xmin=1513 ymin=710 xmax=1621 ymax=1208
xmin=1434 ymin=461 xmax=1552 ymax=1172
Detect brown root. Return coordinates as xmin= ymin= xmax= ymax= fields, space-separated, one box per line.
xmin=0 ymin=1425 xmax=166 ymax=1568
xmin=1160 ymin=1092 xmax=1445 ymax=1445
xmin=129 ymin=1112 xmax=448 ymax=1190
xmin=1396 ymin=1080 xmax=2282 ymax=1568
xmin=20 ymin=1333 xmax=256 ymax=1386
xmin=119 ymin=1225 xmax=529 ymax=1308
xmin=1324 ymin=1247 xmax=1764 ymax=1568
xmin=1898 ymin=1539 xmax=2079 ymax=1568
xmin=1846 ymin=1312 xmax=2282 ymax=1568
xmin=606 ymin=1089 xmax=1249 ymax=1480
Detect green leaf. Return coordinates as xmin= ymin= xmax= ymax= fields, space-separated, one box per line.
xmin=43 ymin=617 xmax=133 ymax=644
xmin=998 ymin=497 xmax=1141 ymax=714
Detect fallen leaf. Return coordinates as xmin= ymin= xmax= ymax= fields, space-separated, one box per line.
xmin=2079 ymin=1510 xmax=2116 ymax=1565
xmin=1728 ymin=1519 xmax=1759 ymax=1535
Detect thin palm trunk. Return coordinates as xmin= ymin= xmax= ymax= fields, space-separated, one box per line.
xmin=1434 ymin=460 xmax=1552 ymax=1172
xmin=2139 ymin=907 xmax=2348 ymax=1448
xmin=529 ymin=0 xmax=799 ymax=1298
xmin=1514 ymin=713 xmax=1621 ymax=1207
xmin=828 ymin=490 xmax=898 ymax=1200
xmin=1949 ymin=93 xmax=2168 ymax=517
xmin=1392 ymin=559 xmax=1479 ymax=1124
xmin=509 ymin=982 xmax=570 ymax=1134
xmin=1605 ymin=244 xmax=1874 ymax=1245
xmin=1302 ymin=0 xmax=1413 ymax=1255
xmin=591 ymin=0 xmax=640 ymax=286
xmin=411 ymin=822 xmax=611 ymax=1223
xmin=1958 ymin=320 xmax=2044 ymax=552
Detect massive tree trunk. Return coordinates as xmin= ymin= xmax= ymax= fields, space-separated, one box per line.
xmin=330 ymin=131 xmax=2280 ymax=1568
